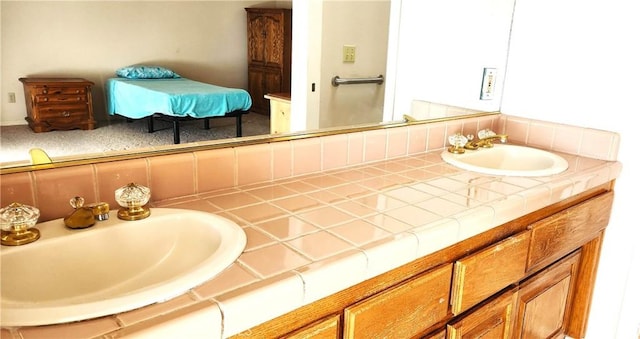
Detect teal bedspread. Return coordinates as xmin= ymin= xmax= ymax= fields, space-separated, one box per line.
xmin=106 ymin=78 xmax=252 ymax=119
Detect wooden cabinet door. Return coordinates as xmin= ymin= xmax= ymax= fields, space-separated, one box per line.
xmin=527 ymin=191 xmax=613 ymax=272
xmin=343 ymin=264 xmax=452 ymax=339
xmin=447 ymin=287 xmax=518 ymax=339
xmin=514 ymin=251 xmax=581 ymax=339
xmin=247 ymin=10 xmax=287 ymax=68
xmin=248 ymin=68 xmax=283 ymax=115
xmin=451 ymin=231 xmax=530 ymax=315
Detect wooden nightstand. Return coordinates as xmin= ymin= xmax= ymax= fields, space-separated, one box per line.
xmin=264 ymin=92 xmax=291 ymax=134
xmin=19 ymin=77 xmax=96 ymax=132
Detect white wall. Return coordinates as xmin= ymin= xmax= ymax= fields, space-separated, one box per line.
xmin=501 ymin=0 xmax=640 ymax=337
xmin=391 ymin=0 xmax=515 ymax=120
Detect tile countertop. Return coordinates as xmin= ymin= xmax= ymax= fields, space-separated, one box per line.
xmin=2 ymin=145 xmax=622 ymax=339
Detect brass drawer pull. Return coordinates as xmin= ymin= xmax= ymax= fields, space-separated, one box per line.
xmin=62 ymin=111 xmax=70 ymax=117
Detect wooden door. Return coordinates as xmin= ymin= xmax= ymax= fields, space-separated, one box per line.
xmin=513 ymin=251 xmax=581 ymax=339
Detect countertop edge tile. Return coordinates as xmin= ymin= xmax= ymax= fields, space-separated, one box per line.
xmin=360 ymin=232 xmax=420 ymax=280
xmin=216 ymin=271 xmax=304 ymax=338
xmin=295 ymin=249 xmax=369 ymax=304
xmin=411 ymin=217 xmax=460 ymax=257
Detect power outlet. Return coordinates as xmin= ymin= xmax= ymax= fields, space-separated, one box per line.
xmin=8 ymin=92 xmax=16 ymax=103
xmin=343 ymin=45 xmax=356 ymax=63
xmin=480 ymin=68 xmax=497 ymax=100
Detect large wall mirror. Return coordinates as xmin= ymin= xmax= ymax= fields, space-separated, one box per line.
xmin=0 ymin=0 xmax=514 ymax=172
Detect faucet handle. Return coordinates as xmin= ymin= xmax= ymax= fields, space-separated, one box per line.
xmin=448 ymin=133 xmax=468 ymax=147
xmin=447 ymin=133 xmax=468 ymax=154
xmin=69 ymin=196 xmax=85 ymax=209
xmin=477 ymin=129 xmax=496 ymax=139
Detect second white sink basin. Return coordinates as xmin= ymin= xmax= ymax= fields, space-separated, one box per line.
xmin=441 ymin=144 xmax=569 ymax=177
xmin=1 ymin=208 xmax=246 ymax=327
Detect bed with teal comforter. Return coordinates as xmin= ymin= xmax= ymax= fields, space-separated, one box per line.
xmin=105 ymin=77 xmax=253 ymax=144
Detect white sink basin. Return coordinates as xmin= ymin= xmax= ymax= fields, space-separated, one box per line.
xmin=0 ymin=208 xmax=246 ymax=327
xmin=441 ymin=144 xmax=569 ymax=177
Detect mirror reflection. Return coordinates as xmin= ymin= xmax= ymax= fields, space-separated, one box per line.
xmin=0 ymin=0 xmax=515 ymax=169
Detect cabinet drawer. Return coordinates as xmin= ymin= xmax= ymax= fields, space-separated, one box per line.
xmin=33 ymin=86 xmax=87 ymax=95
xmin=451 ymin=231 xmax=530 ymax=315
xmin=447 ymin=287 xmax=518 ymax=339
xmin=527 ymin=191 xmax=613 ymax=271
xmin=284 ymin=314 xmax=340 ymax=339
xmin=35 ymin=94 xmax=87 ymax=104
xmin=38 ymin=105 xmax=89 ymax=120
xmin=343 ymin=264 xmax=452 ymax=338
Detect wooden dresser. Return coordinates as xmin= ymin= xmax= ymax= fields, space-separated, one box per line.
xmin=245 ymin=8 xmax=292 ymax=115
xmin=19 ymin=77 xmax=96 ymax=132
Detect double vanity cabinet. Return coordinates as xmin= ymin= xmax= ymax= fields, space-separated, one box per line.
xmin=232 ymin=183 xmax=614 ymax=339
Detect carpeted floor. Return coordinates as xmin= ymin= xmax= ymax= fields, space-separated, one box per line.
xmin=0 ymin=113 xmax=270 ymax=164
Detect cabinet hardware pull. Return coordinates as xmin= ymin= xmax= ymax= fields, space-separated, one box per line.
xmin=62 ymin=111 xmax=70 ymax=117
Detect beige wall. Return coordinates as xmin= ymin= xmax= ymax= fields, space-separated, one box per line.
xmin=0 ymin=1 xmax=280 ymax=125
xmin=318 ymin=0 xmax=390 ymax=128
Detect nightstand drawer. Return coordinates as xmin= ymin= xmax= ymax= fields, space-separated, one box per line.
xmin=38 ymin=105 xmax=89 ymax=120
xmin=35 ymin=94 xmax=87 ymax=104
xmin=35 ymin=86 xmax=87 ymax=95
xmin=451 ymin=230 xmax=530 ymax=315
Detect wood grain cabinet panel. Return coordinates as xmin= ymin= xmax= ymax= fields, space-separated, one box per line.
xmin=423 ymin=329 xmax=446 ymax=339
xmin=283 ymin=314 xmax=340 ymax=339
xmin=451 ymin=231 xmax=530 ymax=315
xmin=19 ymin=77 xmax=95 ymax=132
xmin=246 ymin=8 xmax=291 ymax=115
xmin=343 ymin=264 xmax=453 ymax=339
xmin=527 ymin=191 xmax=613 ymax=272
xmin=447 ymin=287 xmax=518 ymax=339
xmin=514 ymin=251 xmax=581 ymax=339
xmin=265 ymin=93 xmax=291 ymax=134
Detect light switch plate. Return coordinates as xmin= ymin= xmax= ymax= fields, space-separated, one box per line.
xmin=343 ymin=45 xmax=356 ymax=63
xmin=480 ymin=68 xmax=497 ymax=100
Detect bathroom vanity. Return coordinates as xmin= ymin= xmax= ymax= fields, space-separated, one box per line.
xmin=0 ymin=114 xmax=621 ymax=338
xmin=231 ymin=184 xmax=614 ymax=338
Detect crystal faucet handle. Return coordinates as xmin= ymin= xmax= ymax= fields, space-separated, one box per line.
xmin=69 ymin=196 xmax=85 ymax=209
xmin=0 ymin=202 xmax=41 ymax=246
xmin=448 ymin=133 xmax=469 ymax=147
xmin=115 ymin=183 xmax=151 ymax=221
xmin=0 ymin=202 xmax=40 ymax=232
xmin=115 ymin=183 xmax=151 ymax=208
xmin=477 ymin=129 xmax=497 ymax=139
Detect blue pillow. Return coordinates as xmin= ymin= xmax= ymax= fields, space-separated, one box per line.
xmin=116 ymin=65 xmax=181 ymax=79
